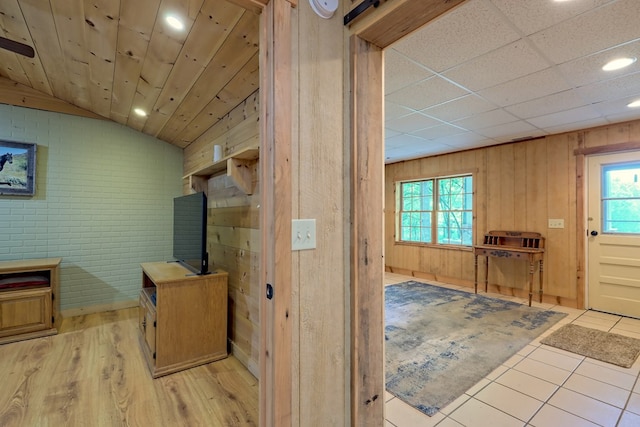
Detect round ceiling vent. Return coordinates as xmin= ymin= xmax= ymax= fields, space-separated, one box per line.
xmin=309 ymin=0 xmax=339 ymax=19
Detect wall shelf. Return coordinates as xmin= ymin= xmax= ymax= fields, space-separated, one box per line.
xmin=184 ymin=147 xmax=259 ymax=195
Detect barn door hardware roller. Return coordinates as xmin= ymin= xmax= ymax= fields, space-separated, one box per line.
xmin=344 ymin=0 xmax=381 ymax=26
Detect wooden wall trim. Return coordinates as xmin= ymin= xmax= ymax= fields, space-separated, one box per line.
xmin=349 ymin=2 xmax=468 ymax=425
xmin=574 ymin=141 xmax=640 ymax=156
xmin=350 ymin=34 xmax=385 ymax=426
xmin=260 ymin=0 xmax=293 ymax=426
xmin=0 ymin=76 xmax=104 ymax=121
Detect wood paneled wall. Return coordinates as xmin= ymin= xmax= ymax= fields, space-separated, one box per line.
xmin=183 ymin=90 xmax=260 ymax=377
xmin=385 ymin=119 xmax=640 ymax=308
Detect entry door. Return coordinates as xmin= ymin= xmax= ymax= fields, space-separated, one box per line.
xmin=587 ymin=152 xmax=640 ymax=317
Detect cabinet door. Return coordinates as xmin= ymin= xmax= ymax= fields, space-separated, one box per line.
xmin=0 ymin=289 xmax=51 ymax=337
xmin=144 ymin=307 xmax=156 ymax=355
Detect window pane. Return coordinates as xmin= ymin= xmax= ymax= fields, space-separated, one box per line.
xmin=602 ymin=163 xmax=640 ymax=235
xmin=603 ymin=164 xmax=640 ymax=198
xmin=603 ymin=199 xmax=640 ymax=233
xmin=397 ymin=175 xmax=472 ymax=245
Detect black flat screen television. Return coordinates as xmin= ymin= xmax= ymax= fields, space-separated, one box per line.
xmin=173 ymin=192 xmax=209 ymax=275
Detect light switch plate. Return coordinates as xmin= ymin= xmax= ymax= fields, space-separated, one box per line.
xmin=292 ymin=219 xmax=316 ymax=250
xmin=548 ymin=219 xmax=564 ymax=229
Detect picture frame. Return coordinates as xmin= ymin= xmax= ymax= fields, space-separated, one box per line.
xmin=0 ymin=140 xmax=36 ymax=196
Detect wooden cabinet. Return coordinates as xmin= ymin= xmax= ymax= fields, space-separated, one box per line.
xmin=138 ymin=261 xmax=228 ymax=378
xmin=0 ymin=258 xmax=62 ymax=344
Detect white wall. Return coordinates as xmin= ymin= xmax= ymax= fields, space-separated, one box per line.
xmin=0 ymin=104 xmax=183 ymax=311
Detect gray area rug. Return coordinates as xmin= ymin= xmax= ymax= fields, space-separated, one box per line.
xmin=385 ymin=280 xmax=567 ymax=416
xmin=541 ymin=323 xmax=640 ymax=368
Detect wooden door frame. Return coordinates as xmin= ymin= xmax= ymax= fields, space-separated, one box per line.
xmin=234 ymin=0 xmax=468 ymax=425
xmin=348 ymin=1 xmax=467 ymax=424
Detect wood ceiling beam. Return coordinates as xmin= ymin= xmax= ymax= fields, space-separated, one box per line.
xmin=348 ymin=0 xmax=467 ymax=48
xmin=0 ymin=76 xmax=105 ymax=120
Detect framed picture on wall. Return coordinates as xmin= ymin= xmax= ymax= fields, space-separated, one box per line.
xmin=0 ymin=140 xmax=36 ymax=196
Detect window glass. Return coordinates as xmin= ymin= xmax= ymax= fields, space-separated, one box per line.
xmin=602 ymin=163 xmax=640 ymax=234
xmin=398 ymin=175 xmax=473 ymax=246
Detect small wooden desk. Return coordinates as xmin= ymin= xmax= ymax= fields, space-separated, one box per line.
xmin=473 ymin=231 xmax=544 ymax=307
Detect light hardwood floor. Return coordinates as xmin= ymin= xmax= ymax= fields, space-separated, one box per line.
xmin=0 ymin=308 xmax=258 ymax=426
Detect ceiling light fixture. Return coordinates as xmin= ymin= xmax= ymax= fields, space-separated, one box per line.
xmin=628 ymin=100 xmax=640 ymax=108
xmin=134 ymin=108 xmax=147 ymax=117
xmin=165 ymin=15 xmax=185 ymax=31
xmin=602 ymin=57 xmax=637 ymax=71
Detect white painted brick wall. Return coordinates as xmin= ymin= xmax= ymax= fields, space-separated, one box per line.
xmin=0 ymin=104 xmax=183 ymax=310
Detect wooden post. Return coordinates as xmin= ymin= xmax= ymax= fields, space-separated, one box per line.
xmin=350 ymin=34 xmax=385 ymax=426
xmin=348 ymin=2 xmax=470 ymax=425
xmin=260 ymin=0 xmax=293 ymax=426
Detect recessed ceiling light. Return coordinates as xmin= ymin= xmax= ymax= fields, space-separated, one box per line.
xmin=602 ymin=57 xmax=637 ymax=71
xmin=134 ymin=108 xmax=147 ymax=117
xmin=165 ymin=15 xmax=185 ymax=31
xmin=628 ymin=100 xmax=640 ymax=108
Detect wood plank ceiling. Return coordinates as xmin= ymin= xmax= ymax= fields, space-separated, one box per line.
xmin=0 ymin=0 xmax=259 ymax=149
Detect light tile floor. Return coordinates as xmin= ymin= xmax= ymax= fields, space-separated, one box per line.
xmin=384 ymin=273 xmax=640 ymax=427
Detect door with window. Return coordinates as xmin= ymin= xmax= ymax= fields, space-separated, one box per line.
xmin=587 ymin=152 xmax=640 ymax=317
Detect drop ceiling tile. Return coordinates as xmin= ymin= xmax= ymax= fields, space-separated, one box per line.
xmin=384 ymin=128 xmax=402 ymax=139
xmin=443 ymin=39 xmax=550 ymax=91
xmin=544 ymin=117 xmax=610 ymax=135
xmin=385 ymin=133 xmax=428 ymax=150
xmin=528 ymin=0 xmax=640 ymax=64
xmin=490 ymin=0 xmax=614 ymax=36
xmin=385 ymin=76 xmax=469 ymax=111
xmin=605 ymin=109 xmax=640 ymax=123
xmin=412 ymin=124 xmax=467 ymax=140
xmin=421 ymin=95 xmax=497 ymax=122
xmin=390 ymin=0 xmax=520 ymax=73
xmin=385 ymin=142 xmax=454 ymax=163
xmin=527 ymin=105 xmax=602 ymax=128
xmin=478 ymin=67 xmax=572 ymax=107
xmin=385 ymin=101 xmax=414 ymax=121
xmin=592 ymin=96 xmax=640 ymax=116
xmin=432 ymin=131 xmax=492 ymax=148
xmin=505 ymin=90 xmax=588 ymax=119
xmin=558 ymin=40 xmax=640 ymax=87
xmin=453 ymin=108 xmax=519 ymax=131
xmin=385 ymin=112 xmax=441 ymax=133
xmin=576 ymin=71 xmax=640 ymax=104
xmin=476 ymin=120 xmax=540 ymax=141
xmin=385 ymin=49 xmax=433 ymax=95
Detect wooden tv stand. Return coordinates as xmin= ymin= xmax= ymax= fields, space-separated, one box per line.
xmin=138 ymin=261 xmax=228 ymax=378
xmin=0 ymin=258 xmax=62 ymax=345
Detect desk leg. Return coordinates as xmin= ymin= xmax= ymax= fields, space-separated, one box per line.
xmin=484 ymin=257 xmax=489 ymax=293
xmin=539 ymin=259 xmax=544 ymax=303
xmin=474 ymin=254 xmax=478 ymax=294
xmin=527 ymin=260 xmax=535 ymax=307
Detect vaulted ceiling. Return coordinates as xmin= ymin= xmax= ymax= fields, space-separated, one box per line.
xmin=0 ymin=0 xmax=259 ymax=149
